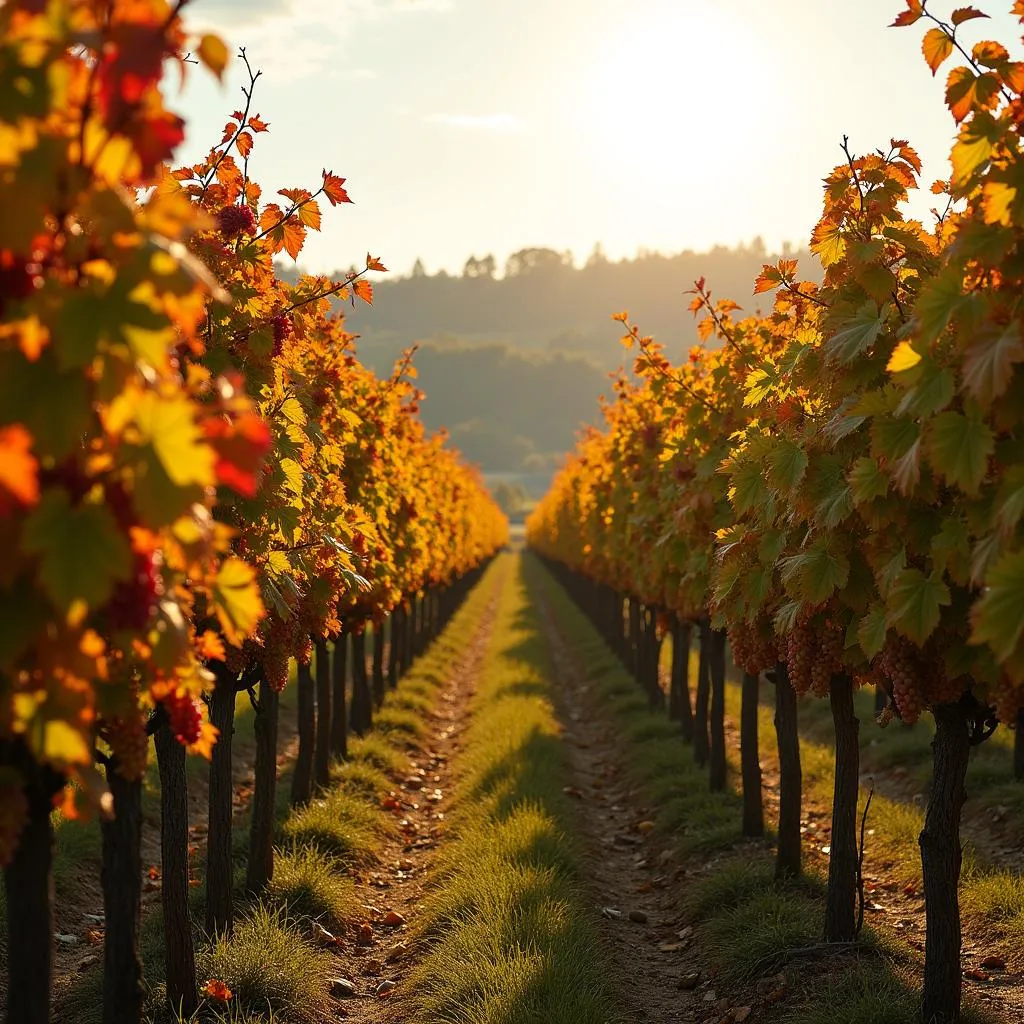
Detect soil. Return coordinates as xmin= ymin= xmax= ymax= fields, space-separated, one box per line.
xmin=43 ymin=698 xmax=301 ymax=1016
xmin=323 ymin=584 xmax=501 ymax=1022
xmin=537 ymin=589 xmax=716 ymax=1024
xmin=535 ymin=575 xmax=1024 ymax=1024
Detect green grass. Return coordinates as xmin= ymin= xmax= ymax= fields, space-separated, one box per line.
xmin=50 ymin=564 xmax=506 ymax=1024
xmin=721 ymin=673 xmax=1024 ymax=972
xmin=263 ymin=845 xmax=359 ymax=928
xmin=199 ymin=905 xmax=336 ymax=1024
xmin=278 ymin=788 xmax=385 ymax=863
xmin=528 ymin=555 xmax=1003 ymax=1024
xmin=405 ymin=557 xmax=618 ymax=1024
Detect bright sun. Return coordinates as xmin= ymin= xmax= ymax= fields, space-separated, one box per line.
xmin=584 ymin=7 xmax=770 ymax=192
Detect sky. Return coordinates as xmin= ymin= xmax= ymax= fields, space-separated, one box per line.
xmin=172 ymin=0 xmax=1024 ymax=277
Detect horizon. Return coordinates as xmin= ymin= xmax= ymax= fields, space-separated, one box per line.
xmin=173 ymin=0 xmax=1024 ymax=279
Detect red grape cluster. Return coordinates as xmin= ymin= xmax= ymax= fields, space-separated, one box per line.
xmin=262 ymin=630 xmax=290 ymax=692
xmin=782 ymin=613 xmax=846 ymax=697
xmin=271 ymin=314 xmax=293 ymax=357
xmin=104 ymin=709 xmax=148 ymax=780
xmin=165 ymin=691 xmax=202 ymax=746
xmin=990 ymin=676 xmax=1024 ymax=726
xmin=216 ymin=203 xmax=256 ymax=238
xmin=105 ymin=551 xmax=160 ymax=632
xmin=875 ymin=631 xmax=970 ymax=724
xmin=0 ymin=780 xmax=28 ymax=869
xmin=877 ymin=635 xmax=924 ymax=724
xmin=810 ymin=617 xmax=845 ymax=697
xmin=728 ymin=616 xmax=777 ymax=675
xmin=784 ymin=621 xmax=816 ymax=695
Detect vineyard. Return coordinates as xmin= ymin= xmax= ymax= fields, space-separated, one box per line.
xmin=4 ymin=0 xmax=1024 ymax=1022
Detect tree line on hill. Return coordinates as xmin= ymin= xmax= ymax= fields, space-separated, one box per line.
xmin=278 ymin=242 xmax=819 ymax=480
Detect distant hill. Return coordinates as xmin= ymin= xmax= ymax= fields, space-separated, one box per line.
xmin=278 ymin=243 xmax=822 ymax=492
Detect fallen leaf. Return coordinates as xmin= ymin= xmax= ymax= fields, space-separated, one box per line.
xmin=383 ymin=911 xmax=406 ymax=927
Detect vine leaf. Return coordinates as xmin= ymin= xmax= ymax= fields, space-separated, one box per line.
xmin=971 ymin=549 xmax=1024 ymax=668
xmin=211 ymin=558 xmax=265 ymax=646
xmin=826 ymin=303 xmax=887 ymax=363
xmin=960 ymin=323 xmax=1024 ymax=405
xmin=922 ymin=27 xmax=954 ymax=76
xmin=22 ymin=492 xmax=132 ymax=613
xmin=886 ymin=568 xmax=950 ymax=645
xmin=926 ymin=410 xmax=993 ymax=495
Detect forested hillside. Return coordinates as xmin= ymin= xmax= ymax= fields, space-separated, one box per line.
xmin=281 ymin=243 xmax=820 ymax=481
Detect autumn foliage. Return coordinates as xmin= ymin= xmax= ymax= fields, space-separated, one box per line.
xmin=0 ymin=0 xmax=505 ymax=868
xmin=529 ymin=4 xmax=1024 ymax=1020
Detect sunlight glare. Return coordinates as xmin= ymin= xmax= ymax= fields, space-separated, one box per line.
xmin=585 ymin=6 xmax=771 ymax=193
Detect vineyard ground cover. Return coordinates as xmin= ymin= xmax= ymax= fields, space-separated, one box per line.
xmin=44 ymin=566 xmax=503 ymax=1023
xmin=530 ymin=556 xmax=1008 ymax=1024
xmin=399 ymin=554 xmax=620 ymax=1024
xmin=729 ymin=682 xmax=1024 ymax=1012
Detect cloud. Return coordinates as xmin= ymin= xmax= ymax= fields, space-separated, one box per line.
xmin=188 ymin=0 xmax=454 ymax=80
xmin=190 ymin=0 xmax=291 ymax=27
xmin=425 ymin=113 xmax=524 ymax=133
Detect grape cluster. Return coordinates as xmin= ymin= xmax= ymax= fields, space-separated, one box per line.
xmin=216 ymin=203 xmax=256 ymax=238
xmin=271 ymin=314 xmax=293 ymax=357
xmin=784 ymin=621 xmax=816 ymax=695
xmin=783 ymin=614 xmax=845 ymax=696
xmin=728 ymin=616 xmax=777 ymax=675
xmin=810 ymin=617 xmax=845 ymax=697
xmin=0 ymin=780 xmax=28 ymax=869
xmin=874 ymin=631 xmax=973 ymax=724
xmin=104 ymin=708 xmax=148 ymax=780
xmin=261 ymin=628 xmax=291 ymax=693
xmin=877 ymin=636 xmax=924 ymax=724
xmin=165 ymin=691 xmax=202 ymax=747
xmin=222 ymin=642 xmax=248 ymax=676
xmin=106 ymin=551 xmax=160 ymax=632
xmin=990 ymin=676 xmax=1024 ymax=726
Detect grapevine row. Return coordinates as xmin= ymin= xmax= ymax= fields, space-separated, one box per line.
xmin=0 ymin=2 xmax=506 ymax=1022
xmin=529 ymin=4 xmax=1024 ymax=1021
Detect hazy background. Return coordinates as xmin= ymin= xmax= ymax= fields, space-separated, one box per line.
xmin=172 ymin=0 xmax=1024 ymax=512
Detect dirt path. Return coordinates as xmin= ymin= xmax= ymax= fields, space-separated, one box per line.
xmin=535 ymin=589 xmax=715 ymax=1024
xmin=329 ymin=581 xmax=502 ymax=1022
xmin=533 ymin=566 xmax=1024 ymax=1024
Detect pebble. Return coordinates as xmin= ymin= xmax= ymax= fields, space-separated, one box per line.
xmin=330 ymin=978 xmax=356 ymax=997
xmin=628 ymin=909 xmax=648 ymax=924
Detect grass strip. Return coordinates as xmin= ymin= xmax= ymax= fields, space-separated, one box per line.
xmin=404 ymin=556 xmax=617 ymax=1024
xmin=53 ymin=559 xmax=504 ymax=1024
xmin=527 ymin=554 xmax=998 ymax=1024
